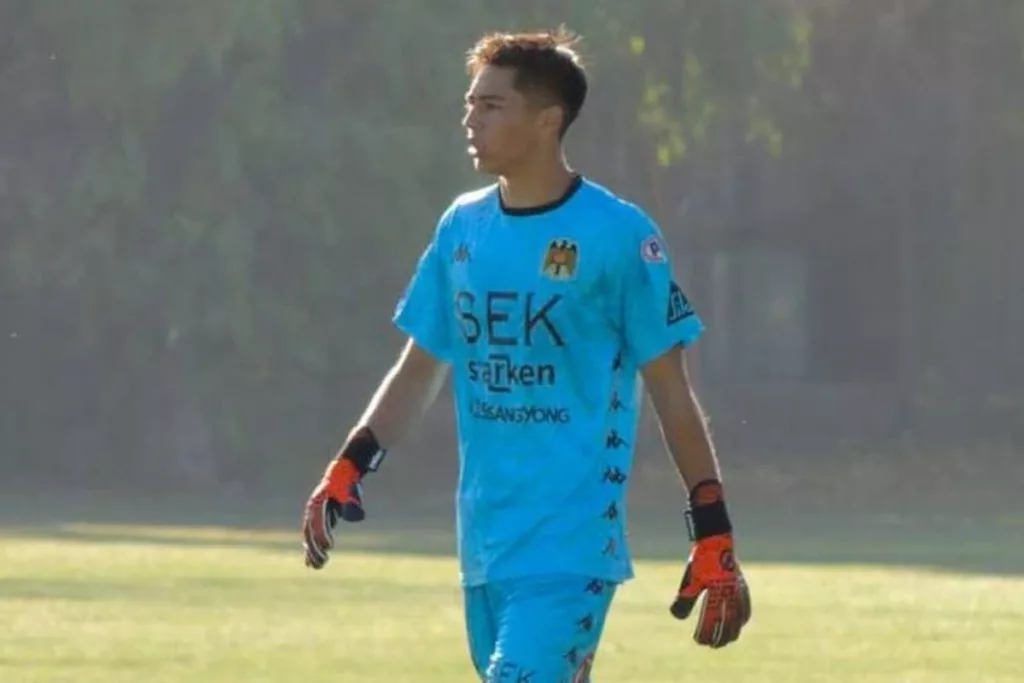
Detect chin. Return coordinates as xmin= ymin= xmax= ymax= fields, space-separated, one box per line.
xmin=472 ymin=160 xmax=501 ymax=176
xmin=470 ymin=153 xmax=504 ymax=176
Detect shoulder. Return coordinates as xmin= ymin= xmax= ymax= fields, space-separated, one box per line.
xmin=453 ymin=183 xmax=499 ymax=208
xmin=432 ymin=183 xmax=499 ymax=239
xmin=577 ymin=178 xmax=667 ymax=262
xmin=445 ymin=183 xmax=499 ymax=221
xmin=578 ymin=179 xmax=658 ymax=231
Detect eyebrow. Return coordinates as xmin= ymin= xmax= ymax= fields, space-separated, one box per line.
xmin=464 ymin=93 xmax=507 ymax=104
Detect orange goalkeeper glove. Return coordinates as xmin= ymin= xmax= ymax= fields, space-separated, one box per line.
xmin=302 ymin=426 xmax=385 ymax=570
xmin=670 ymin=480 xmax=752 ymax=648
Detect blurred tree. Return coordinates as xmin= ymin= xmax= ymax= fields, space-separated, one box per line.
xmin=0 ymin=0 xmax=1020 ymax=490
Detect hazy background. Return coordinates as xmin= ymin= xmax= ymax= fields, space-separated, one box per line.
xmin=1 ymin=0 xmax=1021 ymax=536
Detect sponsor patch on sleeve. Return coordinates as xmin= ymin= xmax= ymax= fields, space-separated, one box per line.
xmin=641 ymin=236 xmax=668 ymax=263
xmin=667 ymin=281 xmax=695 ymax=325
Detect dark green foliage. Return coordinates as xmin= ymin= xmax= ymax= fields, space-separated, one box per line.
xmin=1 ymin=1 xmax=1020 ymax=489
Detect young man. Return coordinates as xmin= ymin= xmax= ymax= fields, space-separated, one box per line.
xmin=302 ymin=29 xmax=751 ymax=682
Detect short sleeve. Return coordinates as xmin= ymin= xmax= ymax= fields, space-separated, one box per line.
xmin=618 ymin=214 xmax=704 ymax=367
xmin=392 ymin=208 xmax=455 ymax=363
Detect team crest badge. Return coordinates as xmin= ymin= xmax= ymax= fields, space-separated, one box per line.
xmin=541 ymin=239 xmax=579 ymax=280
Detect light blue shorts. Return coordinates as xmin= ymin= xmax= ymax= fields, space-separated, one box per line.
xmin=463 ymin=574 xmax=618 ymax=682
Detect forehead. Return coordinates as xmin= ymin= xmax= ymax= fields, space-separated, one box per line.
xmin=466 ymin=65 xmax=519 ymax=97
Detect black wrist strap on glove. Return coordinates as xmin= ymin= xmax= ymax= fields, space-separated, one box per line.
xmin=685 ymin=479 xmax=733 ymax=541
xmin=339 ymin=426 xmax=387 ymax=476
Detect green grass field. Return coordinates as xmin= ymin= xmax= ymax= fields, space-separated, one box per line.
xmin=2 ymin=500 xmax=1023 ymax=683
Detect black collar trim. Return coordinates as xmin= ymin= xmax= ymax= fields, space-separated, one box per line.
xmin=499 ymin=174 xmax=583 ymax=216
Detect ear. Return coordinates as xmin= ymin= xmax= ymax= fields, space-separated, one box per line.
xmin=536 ymin=103 xmax=565 ymax=136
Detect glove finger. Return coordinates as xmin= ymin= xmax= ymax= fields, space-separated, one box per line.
xmin=303 ymin=521 xmax=328 ymax=569
xmin=302 ymin=501 xmax=331 ymax=569
xmin=339 ymin=483 xmax=366 ymax=522
xmin=306 ymin=539 xmax=328 ymax=568
xmin=670 ymin=565 xmax=701 ymax=620
xmin=718 ymin=577 xmax=753 ymax=647
xmin=736 ymin=576 xmax=753 ymax=627
xmin=341 ymin=504 xmax=365 ymax=522
xmin=714 ymin=616 xmax=740 ymax=648
xmin=694 ymin=587 xmax=719 ymax=646
xmin=698 ymin=584 xmax=737 ymax=647
xmin=303 ymin=540 xmax=327 ymax=569
xmin=315 ymin=498 xmax=336 ymax=550
xmin=304 ymin=546 xmax=325 ymax=569
xmin=713 ymin=591 xmax=743 ymax=648
xmin=670 ymin=594 xmax=698 ymax=620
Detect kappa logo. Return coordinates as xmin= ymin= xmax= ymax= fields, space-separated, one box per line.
xmin=541 ymin=238 xmax=579 ymax=280
xmin=602 ymin=466 xmax=628 ymax=484
xmin=453 ymin=243 xmax=471 ymax=264
xmin=605 ymin=429 xmax=628 ymax=450
xmin=577 ymin=613 xmax=595 ymax=632
xmin=641 ymin=235 xmax=667 ymax=263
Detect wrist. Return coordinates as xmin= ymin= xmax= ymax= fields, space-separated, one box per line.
xmin=331 ymin=426 xmax=387 ymax=478
xmin=685 ymin=479 xmax=733 ymax=541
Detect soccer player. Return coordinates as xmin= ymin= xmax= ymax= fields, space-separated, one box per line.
xmin=302 ymin=28 xmax=751 ymax=682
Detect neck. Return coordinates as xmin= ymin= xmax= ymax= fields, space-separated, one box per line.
xmin=498 ymin=149 xmax=577 ymax=211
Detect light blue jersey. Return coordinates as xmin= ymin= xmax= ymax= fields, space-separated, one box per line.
xmin=393 ymin=176 xmax=704 ymax=587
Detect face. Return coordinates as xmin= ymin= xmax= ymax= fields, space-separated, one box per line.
xmin=462 ymin=65 xmax=560 ymax=176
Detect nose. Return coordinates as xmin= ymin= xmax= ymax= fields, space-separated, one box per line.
xmin=462 ymin=106 xmax=478 ymax=132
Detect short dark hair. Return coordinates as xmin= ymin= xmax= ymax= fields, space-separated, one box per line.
xmin=466 ymin=27 xmax=588 ymax=137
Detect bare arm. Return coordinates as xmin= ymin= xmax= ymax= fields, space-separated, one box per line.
xmin=302 ymin=338 xmax=447 ymax=569
xmin=641 ymin=345 xmax=721 ymax=493
xmin=644 ymin=347 xmax=750 ymax=647
xmin=339 ymin=338 xmax=448 ymax=454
